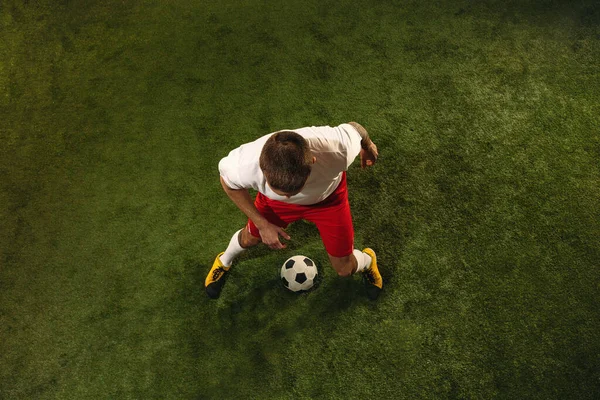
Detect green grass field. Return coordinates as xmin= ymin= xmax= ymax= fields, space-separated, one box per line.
xmin=1 ymin=0 xmax=599 ymax=398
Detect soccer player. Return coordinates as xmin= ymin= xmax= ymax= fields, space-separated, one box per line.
xmin=205 ymin=122 xmax=383 ymax=300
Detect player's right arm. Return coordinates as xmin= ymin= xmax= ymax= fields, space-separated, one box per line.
xmin=220 ymin=176 xmax=291 ymax=250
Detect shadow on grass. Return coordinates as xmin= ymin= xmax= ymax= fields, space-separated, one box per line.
xmin=179 ymin=242 xmax=368 ymax=318
xmin=176 ymin=217 xmax=383 ymax=353
xmin=174 ymin=242 xmax=381 ymax=397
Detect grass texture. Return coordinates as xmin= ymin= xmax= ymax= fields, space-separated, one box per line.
xmin=1 ymin=0 xmax=599 ymax=398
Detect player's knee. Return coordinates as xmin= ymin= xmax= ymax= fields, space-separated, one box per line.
xmin=336 ymin=268 xmax=353 ymax=278
xmin=330 ymin=256 xmax=355 ymax=277
xmin=239 ymin=229 xmax=261 ymax=248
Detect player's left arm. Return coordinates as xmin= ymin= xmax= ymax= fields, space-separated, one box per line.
xmin=348 ymin=121 xmax=378 ymax=169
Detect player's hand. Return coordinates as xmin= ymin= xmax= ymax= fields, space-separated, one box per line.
xmin=259 ymin=223 xmax=291 ymax=250
xmin=360 ymin=141 xmax=378 ymax=169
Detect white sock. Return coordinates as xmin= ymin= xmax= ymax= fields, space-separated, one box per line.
xmin=219 ymin=229 xmax=246 ymax=267
xmin=353 ymin=249 xmax=372 ymax=273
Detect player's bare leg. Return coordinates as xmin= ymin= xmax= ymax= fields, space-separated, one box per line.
xmin=328 ymin=249 xmax=383 ymax=300
xmin=328 ymin=254 xmax=358 ymax=277
xmin=205 ymin=227 xmax=261 ymax=299
xmin=239 ymin=227 xmax=261 ymax=248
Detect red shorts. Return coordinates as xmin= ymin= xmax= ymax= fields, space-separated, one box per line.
xmin=248 ymin=172 xmax=354 ymax=257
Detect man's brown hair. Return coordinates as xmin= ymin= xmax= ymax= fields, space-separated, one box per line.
xmin=259 ymin=131 xmax=312 ymax=194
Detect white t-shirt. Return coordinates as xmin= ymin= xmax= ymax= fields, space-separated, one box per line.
xmin=219 ymin=123 xmax=362 ymax=205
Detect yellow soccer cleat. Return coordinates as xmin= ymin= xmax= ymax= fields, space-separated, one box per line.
xmin=362 ymin=248 xmax=382 ymax=300
xmin=205 ymin=252 xmax=231 ymax=299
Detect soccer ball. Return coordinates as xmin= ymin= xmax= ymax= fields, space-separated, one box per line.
xmin=281 ymin=255 xmax=318 ymax=292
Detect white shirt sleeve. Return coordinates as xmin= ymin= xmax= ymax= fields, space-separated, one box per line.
xmin=338 ymin=123 xmax=363 ymax=169
xmin=218 ymin=133 xmax=273 ymax=191
xmin=218 ymin=147 xmax=245 ymax=190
